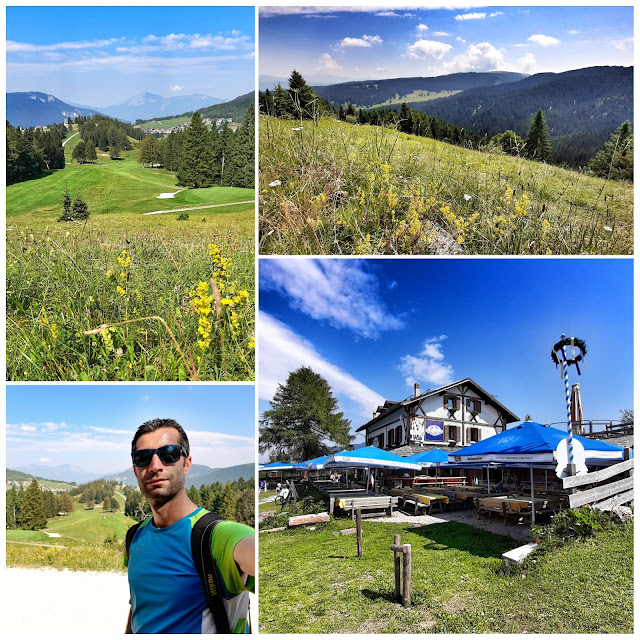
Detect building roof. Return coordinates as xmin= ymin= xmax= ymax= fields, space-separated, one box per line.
xmin=356 ymin=377 xmax=519 ymax=433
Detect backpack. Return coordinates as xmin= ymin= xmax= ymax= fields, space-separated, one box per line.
xmin=125 ymin=510 xmax=231 ymax=634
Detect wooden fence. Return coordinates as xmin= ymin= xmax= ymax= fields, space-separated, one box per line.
xmin=562 ymin=449 xmax=634 ymax=510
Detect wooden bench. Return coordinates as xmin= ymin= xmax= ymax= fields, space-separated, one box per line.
xmin=335 ymin=495 xmax=399 ymax=519
xmin=392 ymin=489 xmax=449 ymax=515
xmin=475 ymin=497 xmax=557 ymax=526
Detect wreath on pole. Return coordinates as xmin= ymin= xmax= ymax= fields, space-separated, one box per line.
xmin=550 ymin=335 xmax=587 ymax=375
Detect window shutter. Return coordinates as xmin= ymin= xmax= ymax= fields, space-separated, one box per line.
xmin=466 ymin=427 xmax=471 ymax=442
xmin=443 ymin=395 xmax=448 ymax=408
xmin=456 ymin=396 xmax=461 ymax=410
xmin=466 ymin=398 xmax=470 ymax=410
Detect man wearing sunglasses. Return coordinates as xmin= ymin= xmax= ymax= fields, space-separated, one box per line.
xmin=125 ymin=418 xmax=255 ymax=634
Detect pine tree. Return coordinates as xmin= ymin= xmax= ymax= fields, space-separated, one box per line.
xmin=72 ymin=193 xmax=90 ymax=220
xmin=42 ymin=489 xmax=57 ymax=518
xmin=72 ymin=140 xmax=86 ymax=164
xmin=589 ymin=121 xmax=633 ymax=181
xmin=103 ymin=496 xmax=112 ymax=511
xmin=216 ymin=121 xmax=234 ymax=187
xmin=61 ymin=185 xmax=72 ymax=220
xmin=260 ymin=366 xmax=353 ymax=461
xmin=6 ymin=487 xmax=19 ymax=529
xmin=84 ymin=141 xmax=98 ymax=163
xmin=526 ymin=109 xmax=552 ymax=161
xmin=187 ymin=485 xmax=202 ymax=505
xmin=288 ymin=70 xmax=316 ymax=119
xmin=20 ymin=479 xmax=47 ymax=530
xmin=58 ymin=493 xmax=74 ymax=515
xmin=228 ymin=103 xmax=255 ymax=188
xmin=177 ymin=112 xmax=216 ymax=188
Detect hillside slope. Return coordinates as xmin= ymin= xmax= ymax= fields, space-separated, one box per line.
xmin=313 ymin=72 xmax=527 ymax=108
xmin=413 ymin=66 xmax=633 ymax=165
xmin=259 ymin=116 xmax=632 ymax=256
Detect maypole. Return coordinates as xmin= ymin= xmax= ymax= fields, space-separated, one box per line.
xmin=551 ymin=335 xmax=587 ymax=477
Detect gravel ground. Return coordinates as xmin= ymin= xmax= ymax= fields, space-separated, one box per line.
xmin=5 ymin=566 xmax=257 ymax=635
xmin=368 ymin=507 xmax=534 ymax=543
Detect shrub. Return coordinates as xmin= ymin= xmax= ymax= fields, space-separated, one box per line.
xmin=178 ymin=212 xmax=190 ymax=220
xmin=531 ymin=506 xmax=615 ymax=548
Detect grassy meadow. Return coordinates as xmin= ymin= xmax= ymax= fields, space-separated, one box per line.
xmin=7 ymin=135 xmax=255 ymax=381
xmin=6 ymin=493 xmax=135 ymax=572
xmin=259 ymin=519 xmax=633 ymax=634
xmin=259 ymin=116 xmax=633 ymax=255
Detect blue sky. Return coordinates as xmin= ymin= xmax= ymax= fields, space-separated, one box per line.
xmin=259 ymin=258 xmax=633 ymax=453
xmin=259 ymin=5 xmax=633 ymax=85
xmin=6 ymin=6 xmax=255 ymax=106
xmin=6 ymin=385 xmax=255 ymax=474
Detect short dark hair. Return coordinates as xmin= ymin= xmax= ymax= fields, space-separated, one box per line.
xmin=131 ymin=418 xmax=190 ymax=456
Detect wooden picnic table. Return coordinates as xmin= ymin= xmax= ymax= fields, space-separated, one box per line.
xmin=476 ymin=495 xmax=563 ymax=525
xmin=390 ymin=488 xmax=449 ymax=515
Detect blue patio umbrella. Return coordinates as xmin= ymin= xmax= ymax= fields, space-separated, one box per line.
xmin=405 ymin=448 xmax=450 ymax=468
xmin=449 ymin=422 xmax=626 ymax=466
xmin=450 ymin=422 xmax=628 ymax=524
xmin=324 ymin=446 xmax=422 ymax=471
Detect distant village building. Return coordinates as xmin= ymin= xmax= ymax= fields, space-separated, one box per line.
xmin=357 ymin=378 xmax=519 ymax=456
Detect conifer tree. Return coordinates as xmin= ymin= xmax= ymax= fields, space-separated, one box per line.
xmin=589 ymin=121 xmax=633 ymax=181
xmin=72 ymin=193 xmax=90 ymax=220
xmin=288 ymin=70 xmax=316 ymax=118
xmin=21 ymin=479 xmax=47 ymax=530
xmin=58 ymin=492 xmax=74 ymax=515
xmin=61 ymin=185 xmax=72 ymax=219
xmin=177 ymin=112 xmax=216 ymax=188
xmin=228 ymin=103 xmax=255 ymax=188
xmin=6 ymin=487 xmax=19 ymax=529
xmin=526 ymin=109 xmax=552 ymax=161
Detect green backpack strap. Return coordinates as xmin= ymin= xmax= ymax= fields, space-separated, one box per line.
xmin=191 ymin=511 xmax=230 ymax=634
xmin=125 ymin=519 xmax=144 ymax=561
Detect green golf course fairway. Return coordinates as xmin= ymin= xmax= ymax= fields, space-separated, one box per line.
xmin=6 ymin=142 xmax=254 ymax=224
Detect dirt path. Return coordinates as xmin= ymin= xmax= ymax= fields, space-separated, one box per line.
xmin=142 ymin=200 xmax=254 ymax=215
xmin=62 ymin=132 xmax=79 ymax=146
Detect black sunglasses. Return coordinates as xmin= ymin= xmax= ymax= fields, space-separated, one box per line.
xmin=132 ymin=444 xmax=186 ymax=468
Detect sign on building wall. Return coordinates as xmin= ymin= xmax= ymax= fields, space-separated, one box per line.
xmin=410 ymin=417 xmax=445 ymax=442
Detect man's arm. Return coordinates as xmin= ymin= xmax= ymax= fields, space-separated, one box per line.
xmin=233 ymin=535 xmax=255 ymax=577
xmin=125 ymin=607 xmax=133 ymax=634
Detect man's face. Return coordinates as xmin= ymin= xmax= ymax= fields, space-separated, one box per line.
xmin=132 ymin=427 xmax=192 ymax=507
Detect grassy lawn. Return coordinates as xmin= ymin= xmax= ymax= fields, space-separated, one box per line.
xmin=259 ymin=116 xmax=632 ymax=255
xmin=138 ymin=116 xmax=191 ymax=130
xmin=6 ymin=496 xmax=135 ymax=572
xmin=259 ymin=491 xmax=278 ymax=513
xmin=259 ymin=519 xmax=633 ymax=633
xmin=369 ymin=89 xmax=462 ymax=108
xmin=7 ymin=146 xmax=254 ymax=222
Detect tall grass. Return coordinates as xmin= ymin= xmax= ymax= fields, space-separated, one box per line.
xmin=7 ymin=219 xmax=254 ymax=381
xmin=259 ymin=116 xmax=632 ymax=255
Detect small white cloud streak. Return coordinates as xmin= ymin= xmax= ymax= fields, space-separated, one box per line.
xmin=7 ymin=38 xmax=118 ymax=53
xmin=316 ymin=53 xmax=342 ymax=71
xmin=432 ymin=32 xmax=450 ymax=37
xmin=612 ymin=37 xmax=633 ymax=50
xmin=7 ymin=422 xmax=66 ymax=432
xmin=398 ymin=336 xmax=454 ymax=388
xmin=417 ymin=24 xmax=429 ymax=32
xmin=455 ymin=13 xmax=487 ymax=21
xmin=518 ymin=52 xmax=537 ymax=73
xmin=407 ymin=39 xmax=453 ymax=60
xmin=489 ymin=12 xmax=504 ymax=18
xmin=259 ymin=313 xmax=385 ymax=419
xmin=169 ymin=84 xmax=184 ymax=92
xmin=340 ymin=35 xmax=383 ymax=48
xmin=528 ymin=34 xmax=561 ymax=47
xmin=260 ymin=259 xmax=403 ymax=339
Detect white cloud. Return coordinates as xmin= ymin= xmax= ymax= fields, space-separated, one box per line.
xmin=407 ymin=39 xmax=453 ymax=60
xmin=398 ymin=336 xmax=454 ymax=388
xmin=260 ymin=259 xmax=403 ymax=339
xmin=612 ymin=37 xmax=633 ymax=50
xmin=7 ymin=422 xmax=66 ymax=433
xmin=169 ymin=84 xmax=184 ymax=92
xmin=39 ymin=458 xmax=50 ymax=463
xmin=444 ymin=42 xmax=506 ymax=72
xmin=518 ymin=52 xmax=537 ymax=73
xmin=568 ymin=30 xmax=579 ymax=35
xmin=7 ymin=38 xmax=118 ymax=53
xmin=376 ymin=67 xmax=385 ymax=71
xmin=259 ymin=313 xmax=385 ymax=419
xmin=316 ymin=52 xmax=342 ymax=72
xmin=489 ymin=12 xmax=504 ymax=18
xmin=417 ymin=24 xmax=429 ymax=32
xmin=432 ymin=32 xmax=450 ymax=37
xmin=90 ymin=426 xmax=134 ymax=435
xmin=455 ymin=13 xmax=487 ymax=21
xmin=456 ymin=37 xmax=466 ymax=44
xmin=340 ymin=35 xmax=383 ymax=48
xmin=528 ymin=34 xmax=561 ymax=47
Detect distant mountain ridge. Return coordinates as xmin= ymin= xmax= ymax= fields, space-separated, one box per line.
xmin=312 ymin=71 xmax=528 ymax=108
xmin=6 ymin=91 xmax=102 ymax=128
xmin=98 ymin=91 xmax=225 ymax=123
xmin=100 ymin=462 xmax=254 ymax=488
xmin=9 ymin=461 xmax=254 ymax=488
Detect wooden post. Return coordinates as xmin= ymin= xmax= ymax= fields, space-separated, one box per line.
xmin=356 ymin=509 xmax=363 ymax=558
xmin=393 ymin=534 xmax=401 ymax=601
xmin=402 ymin=544 xmax=411 ymax=607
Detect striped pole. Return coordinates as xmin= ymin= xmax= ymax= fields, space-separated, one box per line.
xmin=560 ymin=345 xmax=575 ymax=474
